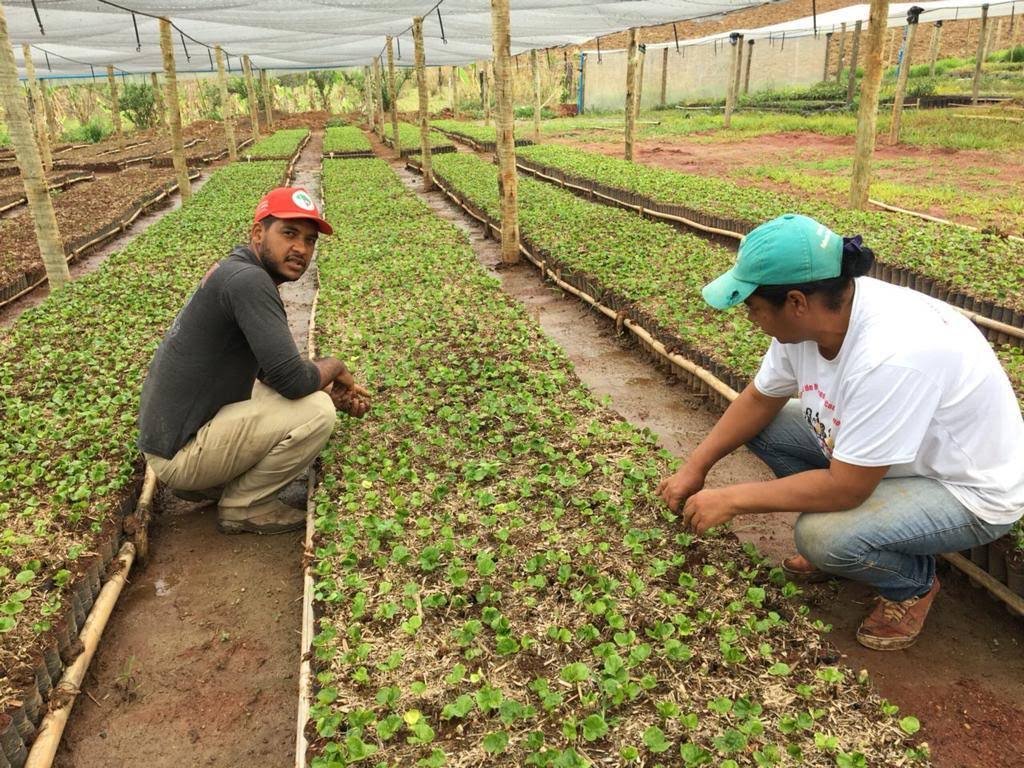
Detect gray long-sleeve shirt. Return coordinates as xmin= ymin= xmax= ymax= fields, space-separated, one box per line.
xmin=137 ymin=245 xmax=320 ymax=459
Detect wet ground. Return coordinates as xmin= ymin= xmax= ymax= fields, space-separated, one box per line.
xmin=383 ymin=136 xmax=1024 ymax=768
xmin=53 ymin=131 xmax=325 ymax=768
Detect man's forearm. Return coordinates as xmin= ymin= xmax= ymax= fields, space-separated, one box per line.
xmin=688 ymin=384 xmax=788 ymax=474
xmin=314 ymin=357 xmax=349 ymax=389
xmin=725 ymin=470 xmax=868 ymax=515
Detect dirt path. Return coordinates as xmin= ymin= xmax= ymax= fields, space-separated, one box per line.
xmin=382 ymin=141 xmax=1024 ymax=768
xmin=53 ymin=133 xmax=325 ymax=768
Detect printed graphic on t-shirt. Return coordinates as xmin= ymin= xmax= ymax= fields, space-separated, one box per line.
xmin=800 ymin=382 xmax=841 ymax=458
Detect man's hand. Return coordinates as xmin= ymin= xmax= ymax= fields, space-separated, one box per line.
xmin=329 ymin=380 xmax=372 ymax=418
xmin=682 ymin=488 xmax=738 ymax=534
xmin=656 ymin=465 xmax=706 ymax=513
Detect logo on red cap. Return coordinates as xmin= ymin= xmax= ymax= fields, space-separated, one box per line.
xmin=254 ymin=187 xmax=333 ymax=234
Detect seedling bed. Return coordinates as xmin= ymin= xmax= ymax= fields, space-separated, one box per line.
xmin=514 ymin=148 xmax=1024 ymax=340
xmin=0 ymin=171 xmax=94 ymax=214
xmin=149 ymin=136 xmax=255 ymax=169
xmin=381 ymin=123 xmax=457 ymax=158
xmin=413 ymin=152 xmax=1024 ymax=618
xmin=0 ymin=160 xmax=290 ymax=766
xmin=430 ymin=121 xmax=534 ymax=153
xmin=243 ymin=128 xmax=311 ymax=162
xmin=322 ymin=126 xmax=374 ymax=159
xmin=301 ymin=156 xmax=926 ymax=767
xmin=0 ymin=168 xmax=200 ymax=309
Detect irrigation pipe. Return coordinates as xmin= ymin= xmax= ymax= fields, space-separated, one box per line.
xmin=868 ymin=198 xmax=1024 ymax=244
xmin=24 ymin=542 xmax=139 ymax=766
xmin=423 ymin=165 xmax=1024 ymax=617
xmin=516 ymin=162 xmax=1024 ymax=343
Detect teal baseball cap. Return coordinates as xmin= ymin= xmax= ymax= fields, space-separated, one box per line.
xmin=702 ymin=214 xmax=843 ymax=310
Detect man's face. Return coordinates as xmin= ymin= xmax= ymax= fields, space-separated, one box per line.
xmin=744 ymin=293 xmax=806 ymax=344
xmin=251 ymin=217 xmax=319 ymax=284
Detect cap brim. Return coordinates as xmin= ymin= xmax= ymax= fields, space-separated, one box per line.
xmin=267 ymin=211 xmax=334 ymax=235
xmin=701 ymin=269 xmax=758 ymax=310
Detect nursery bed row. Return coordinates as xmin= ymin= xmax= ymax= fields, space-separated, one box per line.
xmin=513 ymin=144 xmax=1024 ymax=325
xmin=430 ymin=119 xmax=534 ymax=153
xmin=0 ymin=171 xmax=94 ymax=214
xmin=0 ymin=167 xmax=202 ymax=309
xmin=0 ymin=160 xmax=289 ymax=765
xmin=322 ymin=125 xmax=374 ymax=158
xmin=243 ymin=128 xmax=311 ymax=161
xmin=381 ymin=123 xmax=456 ymax=158
xmin=302 ymin=156 xmax=925 ymax=767
xmin=414 ymin=151 xmax=1024 ymax=609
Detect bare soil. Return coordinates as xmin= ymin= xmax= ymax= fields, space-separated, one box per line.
xmin=556 ymin=133 xmax=1024 ymax=233
xmin=52 ymin=131 xmax=325 ymax=768
xmin=387 ymin=144 xmax=1024 ymax=768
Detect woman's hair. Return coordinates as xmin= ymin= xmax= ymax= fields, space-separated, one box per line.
xmin=751 ymin=236 xmax=875 ymax=311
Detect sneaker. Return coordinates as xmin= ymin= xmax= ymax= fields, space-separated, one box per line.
xmin=856 ymin=576 xmax=940 ymax=651
xmin=217 ymin=498 xmax=306 ymax=535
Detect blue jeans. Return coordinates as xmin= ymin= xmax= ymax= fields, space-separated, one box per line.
xmin=746 ymin=401 xmax=1013 ymax=601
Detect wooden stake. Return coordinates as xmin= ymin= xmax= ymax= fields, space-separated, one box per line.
xmin=983 ymin=17 xmax=998 ymax=61
xmin=260 ymin=68 xmax=273 ymax=129
xmin=372 ymin=57 xmax=383 ymax=136
xmin=531 ymin=48 xmax=541 ymax=143
xmin=386 ymin=36 xmax=399 ymax=154
xmin=660 ymin=47 xmax=669 ymax=107
xmin=847 ymin=19 xmax=863 ymax=105
xmin=835 ymin=23 xmax=848 ymax=81
xmin=822 ymin=32 xmax=833 ymax=81
xmin=242 ymin=55 xmax=260 ymax=141
xmin=41 ymin=78 xmax=58 ymax=142
xmin=637 ymin=39 xmax=646 ymax=111
xmin=0 ymin=7 xmax=67 ymax=288
xmin=889 ymin=16 xmax=919 ymax=144
xmin=744 ymin=40 xmax=754 ymax=94
xmin=22 ymin=45 xmax=51 ymax=172
xmin=484 ymin=60 xmax=493 ymax=126
xmin=624 ymin=28 xmax=639 ymax=161
xmin=106 ymin=64 xmax=121 ymax=137
xmin=451 ymin=65 xmax=460 ymax=118
xmin=732 ymin=34 xmax=745 ymax=101
xmin=490 ymin=0 xmax=520 ymax=264
xmin=413 ymin=17 xmax=433 ymax=192
xmin=150 ymin=71 xmax=166 ymax=128
xmin=363 ymin=64 xmax=372 ymax=123
xmin=849 ymin=0 xmax=890 ymax=209
xmin=159 ymin=18 xmax=190 ymax=202
xmin=928 ymin=22 xmax=943 ymax=75
xmin=723 ymin=34 xmax=742 ymax=129
xmin=214 ymin=46 xmax=237 ymax=162
xmin=972 ymin=5 xmax=990 ymax=104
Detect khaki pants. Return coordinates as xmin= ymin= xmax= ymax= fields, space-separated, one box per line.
xmin=145 ymin=381 xmax=335 ymax=509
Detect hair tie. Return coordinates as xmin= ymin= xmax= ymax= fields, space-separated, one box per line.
xmin=842 ymin=235 xmax=865 ymax=255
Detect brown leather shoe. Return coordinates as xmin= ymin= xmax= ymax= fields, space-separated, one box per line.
xmin=217 ymin=498 xmax=306 ymax=535
xmin=856 ymin=576 xmax=940 ymax=651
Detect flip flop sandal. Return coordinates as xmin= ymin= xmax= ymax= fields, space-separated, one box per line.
xmin=782 ymin=555 xmax=836 ymax=584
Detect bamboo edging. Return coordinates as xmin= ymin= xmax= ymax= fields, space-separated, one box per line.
xmin=412 ymin=158 xmax=1024 ymax=618
xmin=514 ymin=160 xmax=1024 ymax=343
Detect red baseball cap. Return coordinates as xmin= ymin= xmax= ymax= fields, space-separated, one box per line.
xmin=253 ymin=187 xmax=333 ymax=235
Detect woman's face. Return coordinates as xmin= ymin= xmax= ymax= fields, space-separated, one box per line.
xmin=744 ymin=293 xmax=807 ymax=343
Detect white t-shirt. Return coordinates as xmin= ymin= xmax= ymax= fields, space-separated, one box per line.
xmin=753 ymin=277 xmax=1024 ymax=525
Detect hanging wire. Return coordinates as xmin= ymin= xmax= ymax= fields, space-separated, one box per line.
xmin=44 ymin=51 xmax=51 ymax=72
xmin=673 ymin=23 xmax=680 ymax=53
xmin=207 ymin=47 xmax=214 ymax=69
xmin=180 ymin=31 xmax=191 ymax=61
xmin=812 ymin=0 xmax=818 ymax=36
xmin=90 ymin=64 xmax=96 ymax=81
xmin=132 ymin=13 xmax=141 ymax=52
xmin=397 ymin=36 xmax=402 ymax=59
xmin=597 ymin=36 xmax=602 ymax=63
xmin=30 ymin=0 xmax=45 ymax=35
xmin=437 ymin=6 xmax=447 ymax=44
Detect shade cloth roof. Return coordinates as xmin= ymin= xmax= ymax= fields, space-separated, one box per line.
xmin=4 ymin=0 xmax=774 ymax=78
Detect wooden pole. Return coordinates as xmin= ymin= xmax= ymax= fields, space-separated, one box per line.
xmin=732 ymin=34 xmax=745 ymax=102
xmin=849 ymin=0 xmax=890 ymax=209
xmin=846 ymin=19 xmax=863 ymax=106
xmin=531 ymin=48 xmax=541 ymax=143
xmin=928 ymin=22 xmax=943 ymax=75
xmin=822 ymin=32 xmax=833 ymax=81
xmin=386 ymin=36 xmax=399 ymax=154
xmin=744 ymin=39 xmax=755 ymax=94
xmin=413 ymin=17 xmax=433 ymax=192
xmin=983 ymin=18 xmax=998 ymax=61
xmin=490 ymin=0 xmax=520 ymax=264
xmin=159 ymin=18 xmax=191 ymax=202
xmin=106 ymin=65 xmax=121 ymax=137
xmin=972 ymin=5 xmax=990 ymax=104
xmin=660 ymin=47 xmax=669 ymax=107
xmin=889 ymin=14 xmax=919 ymax=145
xmin=372 ymin=57 xmax=383 ymax=136
xmin=150 ymin=71 xmax=166 ymax=128
xmin=451 ymin=65 xmax=459 ymax=118
xmin=723 ymin=34 xmax=742 ymax=129
xmin=637 ymin=40 xmax=646 ymax=112
xmin=242 ymin=55 xmax=261 ymax=141
xmin=0 ymin=7 xmax=68 ymax=289
xmin=835 ymin=23 xmax=848 ymax=81
xmin=363 ymin=65 xmax=372 ymax=124
xmin=41 ymin=78 xmax=58 ymax=141
xmin=214 ymin=46 xmax=237 ymax=162
xmin=260 ymin=68 xmax=273 ymax=129
xmin=484 ymin=60 xmax=493 ymax=126
xmin=22 ymin=45 xmax=51 ymax=172
xmin=624 ymin=27 xmax=639 ymax=161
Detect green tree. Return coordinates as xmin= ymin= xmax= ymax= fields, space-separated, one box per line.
xmin=119 ymin=82 xmax=157 ymax=129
